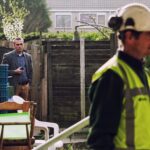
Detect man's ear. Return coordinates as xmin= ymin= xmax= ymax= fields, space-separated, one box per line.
xmin=124 ymin=31 xmax=137 ymax=47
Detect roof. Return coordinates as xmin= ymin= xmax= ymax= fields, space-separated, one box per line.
xmin=47 ymin=0 xmax=150 ymax=10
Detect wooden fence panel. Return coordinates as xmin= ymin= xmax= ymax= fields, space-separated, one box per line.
xmin=45 ymin=40 xmax=113 ymax=127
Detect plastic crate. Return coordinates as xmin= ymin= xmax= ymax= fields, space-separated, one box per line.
xmin=0 ymin=78 xmax=8 ymax=86
xmin=0 ymin=72 xmax=8 ymax=78
xmin=0 ymin=98 xmax=8 ymax=103
xmin=0 ymin=64 xmax=9 ymax=69
xmin=0 ymin=86 xmax=8 ymax=101
xmin=0 ymin=64 xmax=8 ymax=78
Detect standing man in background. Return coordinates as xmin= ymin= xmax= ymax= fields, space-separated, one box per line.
xmin=2 ymin=37 xmax=33 ymax=100
xmin=87 ymin=3 xmax=150 ymax=150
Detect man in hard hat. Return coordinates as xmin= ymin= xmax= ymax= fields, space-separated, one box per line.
xmin=87 ymin=3 xmax=150 ymax=150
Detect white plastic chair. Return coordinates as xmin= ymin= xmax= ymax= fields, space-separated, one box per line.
xmin=34 ymin=119 xmax=63 ymax=150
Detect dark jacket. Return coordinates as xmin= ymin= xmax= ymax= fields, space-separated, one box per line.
xmin=1 ymin=50 xmax=33 ymax=86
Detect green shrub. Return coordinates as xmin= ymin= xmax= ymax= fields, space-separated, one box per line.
xmin=0 ymin=30 xmax=112 ymax=41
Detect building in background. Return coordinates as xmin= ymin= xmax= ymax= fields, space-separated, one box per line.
xmin=47 ymin=0 xmax=150 ymax=32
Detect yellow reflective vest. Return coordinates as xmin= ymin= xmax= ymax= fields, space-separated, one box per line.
xmin=92 ymin=55 xmax=150 ymax=149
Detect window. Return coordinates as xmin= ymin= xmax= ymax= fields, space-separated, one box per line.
xmin=55 ymin=14 xmax=71 ymax=28
xmin=97 ymin=14 xmax=106 ymax=26
xmin=80 ymin=14 xmax=97 ymax=25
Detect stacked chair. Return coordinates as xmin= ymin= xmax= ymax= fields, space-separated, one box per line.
xmin=0 ymin=64 xmax=9 ymax=103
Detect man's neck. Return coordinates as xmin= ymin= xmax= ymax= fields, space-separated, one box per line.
xmin=15 ymin=50 xmax=23 ymax=55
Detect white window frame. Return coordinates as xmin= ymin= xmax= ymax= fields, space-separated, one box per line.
xmin=78 ymin=13 xmax=97 ymax=28
xmin=55 ymin=13 xmax=72 ymax=29
xmin=97 ymin=13 xmax=106 ymax=26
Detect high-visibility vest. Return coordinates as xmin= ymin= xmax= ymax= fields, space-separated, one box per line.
xmin=92 ymin=55 xmax=150 ymax=149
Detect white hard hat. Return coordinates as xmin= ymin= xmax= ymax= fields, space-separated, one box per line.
xmin=108 ymin=3 xmax=150 ymax=32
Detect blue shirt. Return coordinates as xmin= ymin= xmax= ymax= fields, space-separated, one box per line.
xmin=16 ymin=54 xmax=28 ymax=84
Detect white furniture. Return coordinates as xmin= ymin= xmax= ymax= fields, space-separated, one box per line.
xmin=34 ymin=119 xmax=63 ymax=150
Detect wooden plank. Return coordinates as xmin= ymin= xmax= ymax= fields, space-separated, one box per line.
xmin=30 ymin=44 xmax=41 ymax=119
xmin=41 ymin=53 xmax=48 ymax=120
xmin=47 ymin=43 xmax=53 ymax=121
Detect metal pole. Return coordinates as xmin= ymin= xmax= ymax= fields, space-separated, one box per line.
xmin=80 ymin=38 xmax=85 ymax=119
